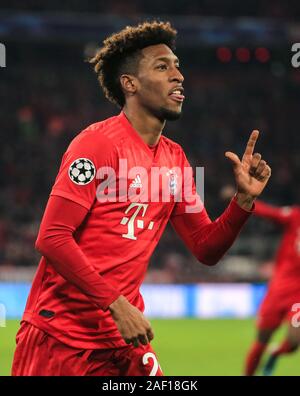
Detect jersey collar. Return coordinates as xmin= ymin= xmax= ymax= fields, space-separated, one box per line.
xmin=118 ymin=111 xmax=162 ymax=161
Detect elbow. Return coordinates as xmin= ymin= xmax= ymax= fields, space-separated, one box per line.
xmin=35 ymin=227 xmax=71 ymax=256
xmin=194 ymin=241 xmax=231 ymax=266
xmin=35 ymin=233 xmax=49 ymax=256
xmin=195 ymin=249 xmax=223 ymax=266
xmin=35 ymin=235 xmax=43 ymax=254
xmin=197 ymin=255 xmax=219 ymax=267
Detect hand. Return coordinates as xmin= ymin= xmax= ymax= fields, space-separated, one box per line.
xmin=109 ymin=295 xmax=154 ymax=347
xmin=225 ymin=130 xmax=271 ymax=210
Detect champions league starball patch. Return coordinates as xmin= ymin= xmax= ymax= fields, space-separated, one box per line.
xmin=68 ymin=158 xmax=96 ymax=185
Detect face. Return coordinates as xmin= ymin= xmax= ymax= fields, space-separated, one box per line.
xmin=134 ymin=44 xmax=185 ymax=121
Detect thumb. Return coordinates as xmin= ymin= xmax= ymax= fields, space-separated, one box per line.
xmin=225 ymin=151 xmax=241 ymax=169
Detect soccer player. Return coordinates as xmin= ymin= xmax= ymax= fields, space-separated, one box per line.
xmin=12 ymin=21 xmax=271 ymax=376
xmin=243 ymin=200 xmax=300 ymax=376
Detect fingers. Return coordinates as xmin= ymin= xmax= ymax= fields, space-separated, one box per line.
xmin=125 ymin=338 xmax=141 ymax=347
xmin=255 ymin=160 xmax=267 ymax=178
xmin=249 ymin=153 xmax=261 ymax=175
xmin=225 ymin=151 xmax=241 ymax=169
xmin=115 ymin=302 xmax=154 ymax=348
xmin=125 ymin=335 xmax=148 ymax=348
xmin=138 ymin=334 xmax=149 ymax=346
xmin=124 ymin=326 xmax=154 ymax=348
xmin=147 ymin=328 xmax=154 ymax=342
xmin=259 ymin=164 xmax=272 ymax=180
xmin=125 ymin=337 xmax=140 ymax=347
xmin=243 ymin=130 xmax=259 ymax=159
xmin=250 ymin=153 xmax=271 ymax=180
xmin=227 ymin=130 xmax=259 ymax=167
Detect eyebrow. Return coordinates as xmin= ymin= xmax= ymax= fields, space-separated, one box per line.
xmin=153 ymin=56 xmax=179 ymax=64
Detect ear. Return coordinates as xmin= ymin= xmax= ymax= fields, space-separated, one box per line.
xmin=120 ymin=74 xmax=137 ymax=95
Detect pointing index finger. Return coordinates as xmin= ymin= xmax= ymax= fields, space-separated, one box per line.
xmin=243 ymin=130 xmax=259 ymax=158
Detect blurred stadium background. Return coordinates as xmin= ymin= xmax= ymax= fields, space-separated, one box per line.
xmin=1 ymin=0 xmax=300 ymax=375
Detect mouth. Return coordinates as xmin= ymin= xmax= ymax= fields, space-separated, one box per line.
xmin=168 ymin=87 xmax=185 ymax=103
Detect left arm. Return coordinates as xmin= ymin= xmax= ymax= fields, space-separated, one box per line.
xmin=172 ymin=130 xmax=271 ymax=265
xmin=171 ymin=197 xmax=251 ymax=266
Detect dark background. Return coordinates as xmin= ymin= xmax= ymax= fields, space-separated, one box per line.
xmin=0 ymin=0 xmax=299 ymax=283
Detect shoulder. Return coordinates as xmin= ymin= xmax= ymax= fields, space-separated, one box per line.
xmin=67 ymin=115 xmax=121 ymax=154
xmin=161 ymin=135 xmax=185 ymax=155
xmin=161 ymin=135 xmax=193 ymax=167
xmin=291 ymin=206 xmax=300 ymax=217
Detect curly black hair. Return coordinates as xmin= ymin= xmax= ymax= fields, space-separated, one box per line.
xmin=89 ymin=20 xmax=177 ymax=108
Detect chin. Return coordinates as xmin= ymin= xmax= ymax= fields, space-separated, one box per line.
xmin=159 ymin=107 xmax=182 ymax=121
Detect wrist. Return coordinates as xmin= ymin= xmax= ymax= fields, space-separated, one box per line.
xmin=108 ymin=295 xmax=128 ymax=315
xmin=235 ymin=192 xmax=255 ymax=211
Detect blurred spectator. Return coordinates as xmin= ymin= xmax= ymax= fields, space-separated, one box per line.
xmin=0 ymin=15 xmax=298 ymax=283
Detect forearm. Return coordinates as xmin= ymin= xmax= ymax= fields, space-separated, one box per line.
xmin=195 ymin=198 xmax=252 ymax=265
xmin=36 ymin=234 xmax=120 ymax=311
xmin=35 ymin=195 xmax=121 ymax=311
xmin=172 ymin=197 xmax=252 ymax=266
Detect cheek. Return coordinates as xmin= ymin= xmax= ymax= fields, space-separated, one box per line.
xmin=139 ymin=78 xmax=164 ymax=102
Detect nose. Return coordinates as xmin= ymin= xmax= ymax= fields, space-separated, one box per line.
xmin=169 ymin=66 xmax=184 ymax=83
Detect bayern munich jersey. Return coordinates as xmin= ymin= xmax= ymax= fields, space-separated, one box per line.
xmin=22 ymin=111 xmax=202 ymax=349
xmin=255 ymin=201 xmax=300 ymax=292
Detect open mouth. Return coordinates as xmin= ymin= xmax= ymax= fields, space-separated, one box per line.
xmin=168 ymin=87 xmax=185 ymax=103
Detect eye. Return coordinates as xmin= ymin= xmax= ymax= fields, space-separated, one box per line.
xmin=156 ymin=64 xmax=168 ymax=70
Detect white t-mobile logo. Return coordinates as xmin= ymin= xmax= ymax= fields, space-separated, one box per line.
xmin=120 ymin=203 xmax=154 ymax=240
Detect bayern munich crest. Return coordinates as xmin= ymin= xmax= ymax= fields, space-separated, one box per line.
xmin=68 ymin=158 xmax=96 ymax=185
xmin=167 ymin=169 xmax=178 ymax=196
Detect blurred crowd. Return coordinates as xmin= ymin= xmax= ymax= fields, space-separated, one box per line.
xmin=2 ymin=0 xmax=300 ymax=20
xmin=1 ymin=28 xmax=299 ymax=282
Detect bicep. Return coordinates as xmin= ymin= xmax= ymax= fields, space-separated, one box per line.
xmin=38 ymin=195 xmax=89 ymax=238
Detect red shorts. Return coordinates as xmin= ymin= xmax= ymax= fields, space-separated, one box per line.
xmin=12 ymin=322 xmax=163 ymax=376
xmin=257 ymin=287 xmax=300 ymax=330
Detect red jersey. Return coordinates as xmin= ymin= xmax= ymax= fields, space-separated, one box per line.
xmin=23 ymin=111 xmax=251 ymax=349
xmin=255 ymin=200 xmax=300 ymax=292
xmin=23 ymin=112 xmax=202 ymax=348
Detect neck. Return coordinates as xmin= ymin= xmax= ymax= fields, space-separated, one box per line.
xmin=123 ymin=104 xmax=165 ymax=146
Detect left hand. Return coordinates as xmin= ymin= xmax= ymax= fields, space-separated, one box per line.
xmin=225 ymin=130 xmax=271 ymax=209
